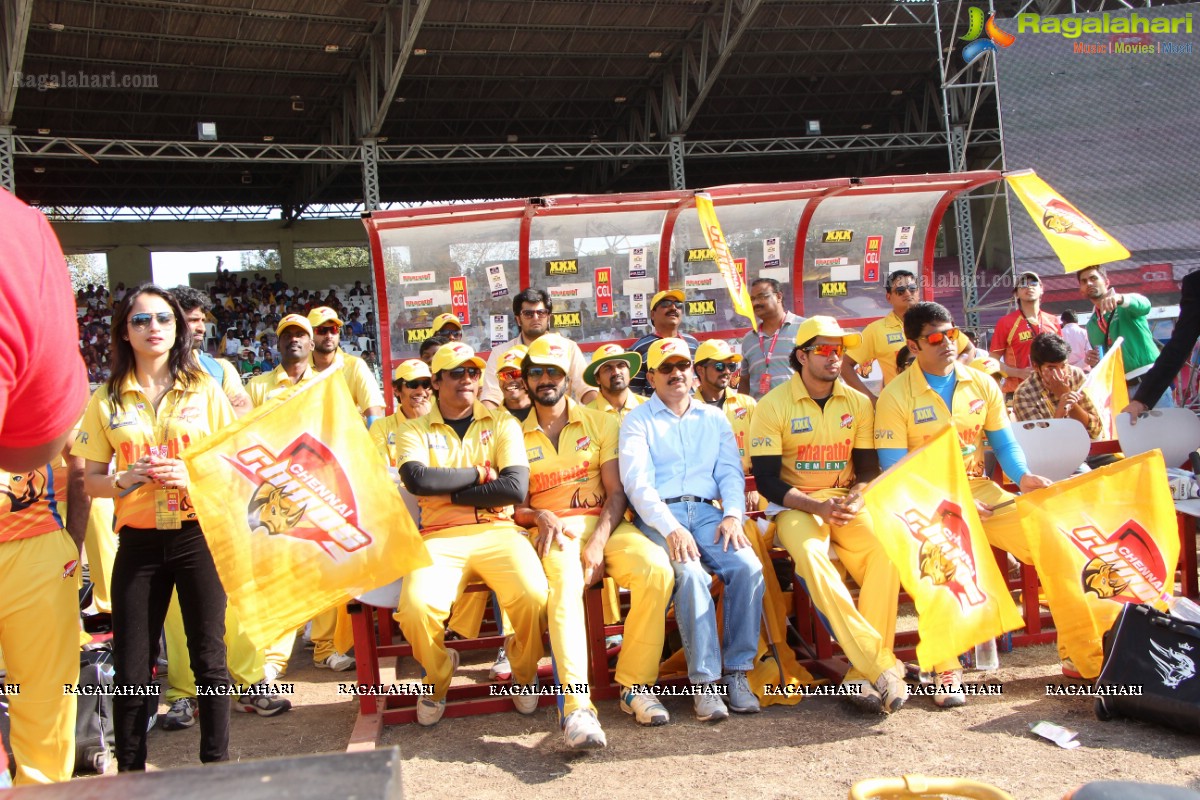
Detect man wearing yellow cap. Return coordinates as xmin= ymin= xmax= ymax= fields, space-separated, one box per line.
xmin=693 ymin=340 xmax=756 ymax=473
xmin=307 ymin=306 xmax=385 ymax=426
xmin=371 ymin=359 xmax=434 ymax=467
xmin=481 ymin=289 xmax=595 ymax=408
xmin=394 ymin=342 xmax=548 ymax=726
xmin=584 ymin=344 xmax=645 ymax=422
xmin=515 ymin=335 xmax=673 ymax=746
xmin=629 ymin=290 xmax=700 ymax=397
xmin=496 ymin=345 xmax=532 ymax=422
xmin=620 ymin=338 xmax=764 ymax=722
xmin=749 ymin=316 xmax=909 ymax=715
xmin=841 ymin=270 xmax=976 ymax=401
xmin=875 ymin=301 xmax=1053 ymax=705
xmin=430 ymin=312 xmax=464 ymax=341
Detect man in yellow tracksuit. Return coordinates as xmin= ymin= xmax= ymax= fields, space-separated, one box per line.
xmin=516 ymin=335 xmax=673 ymax=748
xmin=394 ymin=342 xmax=548 ymax=726
xmin=749 ymin=316 xmax=909 ymax=714
xmin=0 ymin=455 xmax=81 ymax=784
xmin=584 ymin=344 xmax=645 ymax=422
xmin=693 ymin=340 xmax=757 ymax=472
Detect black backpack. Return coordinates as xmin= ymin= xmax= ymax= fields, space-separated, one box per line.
xmin=74 ymin=647 xmax=115 ymax=774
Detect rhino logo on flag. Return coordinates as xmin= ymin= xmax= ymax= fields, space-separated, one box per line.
xmin=1066 ymin=519 xmax=1167 ymax=604
xmin=227 ymin=434 xmax=373 ymax=559
xmin=899 ymin=500 xmax=987 ymax=611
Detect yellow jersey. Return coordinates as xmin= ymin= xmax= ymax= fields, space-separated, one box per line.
xmin=245 ymin=363 xmax=316 ymax=407
xmin=749 ymin=373 xmax=873 ymax=492
xmin=0 ymin=463 xmax=67 ymax=543
xmin=874 ymin=362 xmax=1008 ymax=478
xmin=371 ymin=412 xmax=418 ymax=467
xmin=587 ymin=391 xmax=645 ymax=423
xmin=845 ymin=311 xmax=973 ymax=387
xmin=72 ymin=373 xmax=235 ymax=531
xmin=521 ymin=399 xmax=618 ymax=515
xmin=395 ymin=400 xmax=527 ymax=533
xmin=696 ymin=387 xmax=757 ymax=473
xmin=313 ymin=350 xmax=384 ymax=416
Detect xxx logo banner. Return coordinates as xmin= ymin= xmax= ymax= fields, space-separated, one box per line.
xmin=182 ymin=368 xmax=431 ymax=649
xmin=1017 ymin=450 xmax=1179 ymax=679
xmin=863 ymin=427 xmax=1023 ymax=669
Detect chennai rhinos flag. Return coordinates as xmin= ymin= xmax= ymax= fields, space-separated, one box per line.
xmin=182 ymin=368 xmax=431 ymax=649
xmin=1005 ymin=170 xmax=1130 ymax=272
xmin=695 ymin=192 xmax=757 ymax=332
xmin=863 ymin=427 xmax=1023 ymax=669
xmin=1080 ymin=336 xmax=1129 ymax=440
xmin=1016 ymin=451 xmax=1179 ymax=679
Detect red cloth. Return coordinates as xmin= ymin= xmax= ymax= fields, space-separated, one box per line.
xmin=0 ymin=190 xmax=89 ymax=451
xmin=990 ymin=308 xmax=1062 ymax=393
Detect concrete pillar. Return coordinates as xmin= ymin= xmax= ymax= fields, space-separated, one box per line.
xmin=279 ymin=228 xmax=296 ymax=283
xmin=105 ymin=245 xmax=153 ymax=288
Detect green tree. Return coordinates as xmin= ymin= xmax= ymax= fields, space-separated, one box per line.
xmin=66 ymin=253 xmax=108 ymax=293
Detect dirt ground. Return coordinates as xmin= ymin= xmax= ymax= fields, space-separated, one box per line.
xmin=133 ymin=639 xmax=1200 ymax=800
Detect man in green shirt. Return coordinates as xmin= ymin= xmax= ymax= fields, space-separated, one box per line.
xmin=1078 ymin=264 xmax=1168 ymax=407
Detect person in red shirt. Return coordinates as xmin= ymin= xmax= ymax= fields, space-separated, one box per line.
xmin=0 ymin=190 xmax=89 ymax=473
xmin=989 ymin=271 xmax=1061 ymax=398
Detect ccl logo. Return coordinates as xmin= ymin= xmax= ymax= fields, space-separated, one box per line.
xmin=961 ymin=8 xmax=1015 ymax=65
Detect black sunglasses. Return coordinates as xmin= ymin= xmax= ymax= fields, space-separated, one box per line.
xmin=527 ymin=366 xmax=565 ymax=380
xmin=655 ymin=300 xmax=685 ymax=310
xmin=446 ymin=366 xmax=482 ymax=380
xmin=129 ymin=312 xmax=176 ymax=330
xmin=889 ymin=284 xmax=919 ymax=295
xmin=703 ymin=361 xmax=737 ymax=373
xmin=400 ymin=379 xmax=431 ymax=390
xmin=656 ymin=360 xmax=691 ymax=374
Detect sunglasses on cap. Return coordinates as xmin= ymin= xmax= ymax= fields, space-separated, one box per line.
xmin=129 ymin=312 xmax=176 ymax=330
xmin=802 ymin=343 xmax=844 ymax=358
xmin=397 ymin=379 xmax=432 ymax=390
xmin=917 ymin=327 xmax=958 ymax=345
xmin=527 ymin=365 xmax=565 ymax=380
xmin=656 ymin=360 xmax=691 ymax=374
xmin=446 ymin=366 xmax=482 ymax=380
xmin=315 ymin=325 xmax=339 ymax=335
xmin=655 ymin=300 xmax=685 ymax=310
xmin=702 ymin=361 xmax=737 ymax=373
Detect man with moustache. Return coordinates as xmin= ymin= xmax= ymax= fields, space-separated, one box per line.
xmin=989 ymin=271 xmax=1060 ymax=398
xmin=693 ymin=340 xmax=756 ymax=473
xmin=307 ymin=307 xmax=386 ymax=426
xmin=629 ymin=291 xmax=701 ymax=397
xmin=739 ymin=278 xmax=805 ymax=400
xmin=584 ymin=344 xmax=645 ymax=422
xmin=1077 ymin=264 xmax=1169 ymax=406
xmin=372 ymin=359 xmax=435 ymax=467
xmin=620 ymin=338 xmax=764 ymax=722
xmin=496 ymin=346 xmax=532 ymax=422
xmin=171 ymin=286 xmax=252 ymax=416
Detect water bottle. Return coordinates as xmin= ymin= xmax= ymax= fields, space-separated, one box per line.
xmin=1163 ymin=594 xmax=1200 ymax=624
xmin=974 ymin=637 xmax=1000 ymax=671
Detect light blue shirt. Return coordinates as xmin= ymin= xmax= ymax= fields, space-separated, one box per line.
xmin=618 ymin=392 xmax=745 ymax=537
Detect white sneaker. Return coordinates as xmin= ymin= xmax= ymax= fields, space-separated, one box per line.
xmin=693 ymin=684 xmax=729 ymax=722
xmin=512 ymin=679 xmax=539 ymax=715
xmin=262 ymin=663 xmax=282 ymax=684
xmin=873 ymin=665 xmax=909 ymax=714
xmin=562 ymin=709 xmax=607 ymax=750
xmin=934 ymin=669 xmax=966 ymax=708
xmin=620 ymin=687 xmax=670 ymax=726
xmin=489 ymin=646 xmax=511 ymax=680
xmin=316 ymin=652 xmax=356 ymax=672
xmin=416 ymin=649 xmax=459 ymax=727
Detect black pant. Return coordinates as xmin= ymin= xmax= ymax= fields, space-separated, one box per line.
xmin=111 ymin=522 xmax=230 ymax=771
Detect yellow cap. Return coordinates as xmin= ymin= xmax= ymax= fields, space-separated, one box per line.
xmin=431 ymin=312 xmax=463 ymax=333
xmin=694 ymin=339 xmax=742 ymax=365
xmin=583 ymin=343 xmax=642 ymax=387
xmin=498 ymin=345 xmax=527 ymax=374
xmin=525 ymin=334 xmax=572 ymax=372
xmin=307 ymin=306 xmax=342 ymax=328
xmin=646 ymin=337 xmax=692 ymax=369
xmin=969 ymin=356 xmax=1004 ymax=377
xmin=276 ymin=314 xmax=313 ymax=338
xmin=430 ymin=342 xmax=486 ymax=374
xmin=650 ymin=289 xmax=685 ymax=311
xmin=392 ymin=359 xmax=432 ymax=383
xmin=792 ymin=316 xmax=863 ymax=350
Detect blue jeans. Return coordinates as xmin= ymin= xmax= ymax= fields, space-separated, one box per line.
xmin=637 ymin=501 xmax=764 ymax=684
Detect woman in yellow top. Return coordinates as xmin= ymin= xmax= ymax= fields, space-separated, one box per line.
xmin=72 ymin=285 xmax=235 ymax=772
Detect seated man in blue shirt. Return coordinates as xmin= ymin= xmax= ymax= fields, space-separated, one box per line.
xmin=619 ymin=338 xmax=766 ymax=722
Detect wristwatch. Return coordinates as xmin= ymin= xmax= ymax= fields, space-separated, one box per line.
xmin=111 ymin=471 xmax=126 ymax=491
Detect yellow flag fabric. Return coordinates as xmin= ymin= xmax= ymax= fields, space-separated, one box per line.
xmin=182 ymin=368 xmax=431 ymax=649
xmin=695 ymin=192 xmax=757 ymax=332
xmin=1081 ymin=338 xmax=1129 ymax=440
xmin=1005 ymin=170 xmax=1130 ymax=272
xmin=864 ymin=427 xmax=1024 ymax=669
xmin=1016 ymin=451 xmax=1179 ymax=679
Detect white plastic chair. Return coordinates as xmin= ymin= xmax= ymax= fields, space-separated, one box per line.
xmin=1117 ymin=407 xmax=1200 ymax=468
xmin=1009 ymin=418 xmax=1092 ymax=482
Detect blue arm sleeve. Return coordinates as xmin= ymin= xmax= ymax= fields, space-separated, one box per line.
xmin=986 ymin=426 xmax=1028 ymax=485
xmin=877 ymin=447 xmax=908 ymax=471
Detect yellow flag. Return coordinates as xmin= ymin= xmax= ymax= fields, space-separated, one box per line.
xmin=1017 ymin=451 xmax=1179 ymax=679
xmin=1005 ymin=170 xmax=1130 ymax=272
xmin=1081 ymin=338 xmax=1129 ymax=440
xmin=182 ymin=369 xmax=431 ymax=649
xmin=864 ymin=427 xmax=1023 ymax=669
xmin=695 ymin=192 xmax=757 ymax=332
